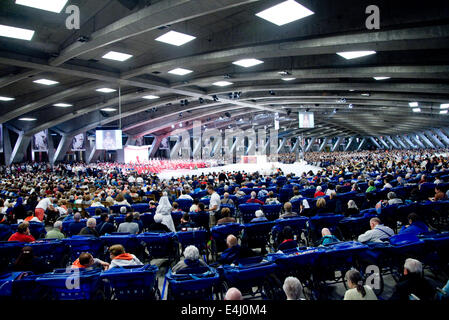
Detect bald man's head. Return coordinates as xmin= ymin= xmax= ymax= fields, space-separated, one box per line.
xmin=225 ymin=287 xmax=243 ymax=300
xmin=226 ymin=234 xmax=238 ymax=248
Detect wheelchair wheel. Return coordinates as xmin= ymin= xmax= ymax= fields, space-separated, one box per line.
xmin=263 ymin=274 xmax=285 ymax=300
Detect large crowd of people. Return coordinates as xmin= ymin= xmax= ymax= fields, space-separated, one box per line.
xmin=1 ymin=148 xmax=449 ymax=300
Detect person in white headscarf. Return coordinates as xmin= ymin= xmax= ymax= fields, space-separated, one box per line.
xmin=155 ymin=193 xmax=176 ymax=232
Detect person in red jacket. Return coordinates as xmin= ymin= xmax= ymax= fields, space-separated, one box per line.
xmin=8 ymin=222 xmax=35 ymax=243
xmin=246 ymin=191 xmax=264 ymax=205
xmin=314 ymin=186 xmax=325 ymax=198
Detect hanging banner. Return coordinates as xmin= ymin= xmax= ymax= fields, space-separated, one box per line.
xmin=32 ymin=129 xmax=48 ymax=152
xmin=71 ymin=133 xmax=85 ymax=151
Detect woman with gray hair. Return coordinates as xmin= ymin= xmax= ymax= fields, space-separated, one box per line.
xmin=387 ymin=192 xmax=403 ymax=205
xmin=344 ymin=269 xmax=377 ymax=300
xmin=172 ymin=245 xmax=208 ymax=273
xmin=283 ymin=276 xmax=304 ymax=300
xmin=346 ymin=200 xmax=360 ymax=217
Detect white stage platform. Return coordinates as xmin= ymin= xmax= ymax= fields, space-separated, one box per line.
xmin=157 ymin=160 xmax=322 ymax=180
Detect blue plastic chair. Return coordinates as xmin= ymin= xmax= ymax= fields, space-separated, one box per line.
xmin=262 ymin=204 xmax=282 ymax=221
xmin=136 ymin=232 xmax=178 ymax=261
xmin=62 ymin=236 xmax=105 ymax=262
xmin=239 ymin=203 xmax=262 ymax=223
xmin=176 ymin=199 xmax=194 ymax=212
xmin=242 ymin=221 xmax=274 ymax=250
xmin=131 ymin=203 xmax=150 ymax=213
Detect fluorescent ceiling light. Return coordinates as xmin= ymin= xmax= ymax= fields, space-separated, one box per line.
xmin=337 ymin=51 xmax=376 ymax=60
xmin=155 ymin=30 xmax=196 ymax=46
xmin=409 ymin=102 xmax=419 ymax=107
xmin=0 ymin=96 xmax=15 ymax=101
xmin=33 ymin=79 xmax=59 ymax=85
xmin=232 ymin=59 xmax=264 ymax=68
xmin=0 ymin=24 xmax=35 ymax=41
xmin=101 ymin=108 xmax=116 ymax=112
xmin=53 ymin=103 xmax=72 ymax=107
xmin=255 ymin=0 xmax=314 ymax=26
xmin=440 ymin=110 xmax=448 ymax=114
xmin=412 ymin=108 xmax=421 ymax=112
xmin=440 ymin=104 xmax=449 ymax=109
xmin=168 ymin=68 xmax=193 ymax=76
xmin=16 ymin=0 xmax=68 ymax=13
xmin=282 ymin=77 xmax=296 ymax=81
xmin=102 ymin=51 xmax=133 ymax=61
xmin=19 ymin=117 xmax=36 ymax=121
xmin=361 ymin=93 xmax=370 ymax=97
xmin=373 ymin=77 xmax=391 ymax=80
xmin=96 ymin=88 xmax=116 ymax=93
xmin=142 ymin=95 xmax=160 ymax=100
xmin=213 ymin=81 xmax=233 ymax=87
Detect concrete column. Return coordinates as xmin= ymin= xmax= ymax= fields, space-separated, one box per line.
xmin=344 ymin=137 xmax=354 ymax=151
xmin=424 ymin=130 xmax=445 ymax=148
xmin=319 ymin=137 xmax=328 ymax=151
xmin=411 ymin=135 xmax=426 ymax=149
xmin=53 ymin=135 xmax=74 ymax=164
xmin=433 ymin=129 xmax=449 ymax=147
xmin=417 ymin=132 xmax=435 ymax=148
xmin=377 ymin=137 xmax=391 ymax=149
xmin=9 ymin=133 xmax=31 ymax=165
xmin=369 ymin=137 xmax=382 ymax=149
xmin=356 ymin=138 xmax=366 ymax=151
xmin=386 ymin=136 xmax=400 ymax=149
xmin=305 ymin=137 xmax=316 ymax=152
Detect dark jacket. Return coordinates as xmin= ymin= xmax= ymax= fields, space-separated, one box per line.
xmin=96 ymin=221 xmax=116 ymax=236
xmin=148 ymin=222 xmax=171 ymax=233
xmin=79 ymin=227 xmax=99 ymax=237
xmin=218 ymin=245 xmax=255 ymax=265
xmin=391 ymin=273 xmax=436 ymax=300
xmin=68 ymin=221 xmax=85 ymax=236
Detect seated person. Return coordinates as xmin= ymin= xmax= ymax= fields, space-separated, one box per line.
xmin=12 ymin=246 xmax=52 ymax=274
xmin=314 ymin=186 xmax=325 ymax=198
xmin=431 ymin=185 xmax=447 ymax=201
xmin=358 ymin=217 xmax=395 ymax=243
xmin=189 ymin=198 xmax=200 ymax=212
xmin=283 ymin=276 xmax=305 ymax=300
xmin=178 ymin=190 xmax=193 ymax=201
xmin=265 ymin=191 xmax=280 ymax=205
xmin=345 ymin=200 xmax=359 ymax=217
xmin=234 ymin=187 xmax=246 ymax=198
xmin=108 ymin=244 xmax=143 ymax=268
xmin=246 ymin=191 xmax=264 ymax=205
xmin=79 ymin=218 xmax=99 ymax=237
xmin=221 ymin=193 xmax=235 ymax=206
xmin=279 ymin=202 xmax=298 ymax=219
xmin=96 ymin=212 xmax=116 ymax=236
xmin=148 ymin=214 xmax=172 ymax=233
xmin=172 ymin=202 xmax=183 ymax=212
xmin=250 ymin=210 xmax=268 ymax=223
xmin=8 ymin=222 xmax=35 ymax=243
xmin=117 ymin=212 xmax=140 ymax=234
xmin=315 ymin=198 xmax=329 ymax=215
xmin=68 ymin=213 xmax=85 ymax=236
xmin=344 ymin=269 xmax=378 ymax=300
xmin=177 ymin=213 xmax=198 ymax=231
xmin=289 ymin=189 xmax=303 ymax=202
xmin=172 ymin=245 xmax=208 ymax=273
xmin=386 ymin=192 xmax=403 ymax=205
xmin=45 ymin=220 xmax=65 ymax=239
xmin=217 ymin=207 xmax=236 ymax=225
xmin=277 ymin=226 xmax=298 ymax=251
xmin=319 ymin=228 xmax=340 ymax=246
xmin=360 ymin=191 xmax=376 ymax=210
xmin=365 ymin=180 xmax=376 ymax=193
xmin=219 ymin=235 xmax=255 ymax=265
xmin=24 ymin=210 xmax=41 ymax=223
xmin=399 ymin=213 xmax=430 ymax=235
xmin=391 ymin=258 xmax=436 ymax=300
xmin=72 ymin=252 xmax=109 ymax=270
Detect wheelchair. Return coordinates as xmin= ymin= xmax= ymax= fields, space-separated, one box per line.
xmin=164 ymin=264 xmax=220 ymax=300
xmin=100 ymin=264 xmax=159 ymax=300
xmin=271 ymin=216 xmax=309 ymax=248
xmin=136 ymin=232 xmax=179 ymax=264
xmin=210 ymin=223 xmax=244 ymax=262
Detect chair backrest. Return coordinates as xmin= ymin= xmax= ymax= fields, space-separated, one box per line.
xmin=176 ymin=199 xmax=194 ymax=212
xmin=176 ymin=230 xmax=209 ymax=251
xmin=239 ymin=203 xmax=261 ymax=223
xmin=262 ymin=204 xmax=282 ymax=221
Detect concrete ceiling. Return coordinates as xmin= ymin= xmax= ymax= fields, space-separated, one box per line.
xmin=0 ymin=0 xmax=449 ymax=140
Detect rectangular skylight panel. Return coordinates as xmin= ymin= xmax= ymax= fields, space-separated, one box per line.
xmin=409 ymin=102 xmax=419 ymax=107
xmin=33 ymin=79 xmax=59 ymax=85
xmin=232 ymin=59 xmax=264 ymax=68
xmin=0 ymin=24 xmax=34 ymax=40
xmin=96 ymin=88 xmax=116 ymax=93
xmin=16 ymin=0 xmax=68 ymax=13
xmin=440 ymin=110 xmax=448 ymax=114
xmin=0 ymin=96 xmax=15 ymax=101
xmin=337 ymin=51 xmax=376 ymax=60
xmin=374 ymin=77 xmax=391 ymax=80
xmin=168 ymin=68 xmax=193 ymax=76
xmin=255 ymin=0 xmax=314 ymax=26
xmin=213 ymin=81 xmax=233 ymax=87
xmin=142 ymin=95 xmax=160 ymax=100
xmin=102 ymin=51 xmax=133 ymax=61
xmin=155 ymin=31 xmax=196 ymax=46
xmin=19 ymin=117 xmax=36 ymax=121
xmin=440 ymin=104 xmax=449 ymax=109
xmin=101 ymin=108 xmax=116 ymax=112
xmin=412 ymin=108 xmax=421 ymax=112
xmin=53 ymin=103 xmax=72 ymax=107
